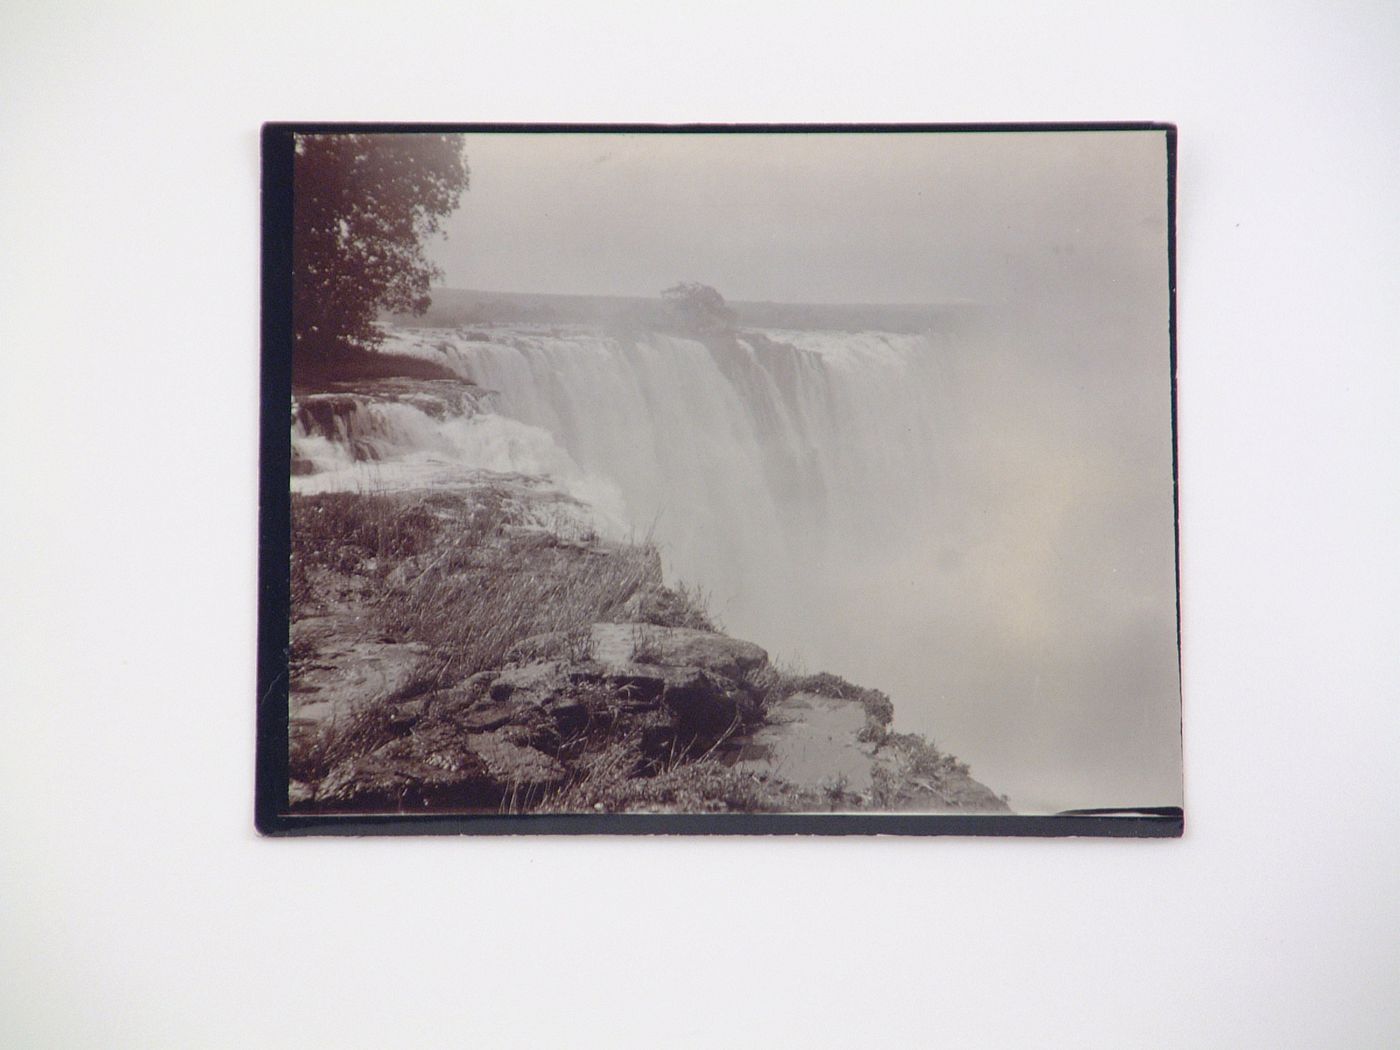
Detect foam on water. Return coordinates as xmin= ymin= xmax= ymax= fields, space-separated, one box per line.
xmin=290 ymin=381 xmax=628 ymax=535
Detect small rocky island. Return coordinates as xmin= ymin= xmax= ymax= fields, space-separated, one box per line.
xmin=288 ymin=462 xmax=1009 ymax=815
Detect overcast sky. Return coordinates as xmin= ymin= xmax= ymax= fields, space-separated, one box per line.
xmin=428 ymin=129 xmax=1169 ymax=310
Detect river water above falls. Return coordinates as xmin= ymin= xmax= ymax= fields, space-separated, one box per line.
xmin=292 ymin=315 xmax=1182 ymax=813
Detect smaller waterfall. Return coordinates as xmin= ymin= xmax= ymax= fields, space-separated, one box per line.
xmin=289 ymin=376 xmax=628 ymax=531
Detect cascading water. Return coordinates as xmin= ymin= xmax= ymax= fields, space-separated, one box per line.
xmin=292 ymin=316 xmax=1182 ymax=813
xmin=289 ymin=375 xmax=630 ymax=529
xmin=359 ymin=325 xmax=964 ymax=662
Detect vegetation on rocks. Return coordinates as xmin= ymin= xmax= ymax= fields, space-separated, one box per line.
xmin=288 ymin=483 xmax=1008 ymax=815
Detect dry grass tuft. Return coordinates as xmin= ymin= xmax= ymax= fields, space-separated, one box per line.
xmin=289 ymin=703 xmax=400 ymax=785
xmin=549 ymin=752 xmax=796 ymax=814
xmin=292 ymin=487 xmax=664 ymax=686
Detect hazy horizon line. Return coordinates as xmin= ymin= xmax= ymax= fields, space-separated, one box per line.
xmin=428 ymin=283 xmax=989 ymax=311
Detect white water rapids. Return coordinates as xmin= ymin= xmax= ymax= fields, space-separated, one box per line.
xmin=292 ymin=319 xmax=1182 ymax=812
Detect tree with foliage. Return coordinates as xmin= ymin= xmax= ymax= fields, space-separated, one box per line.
xmin=662 ymin=282 xmax=738 ymax=336
xmin=293 ymin=133 xmax=469 ymax=361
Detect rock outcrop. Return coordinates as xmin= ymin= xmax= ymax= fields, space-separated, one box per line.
xmin=588 ymin=622 xmax=768 ymax=678
xmin=293 ymin=615 xmax=1007 ymax=815
xmin=287 ymin=486 xmax=1009 ymax=816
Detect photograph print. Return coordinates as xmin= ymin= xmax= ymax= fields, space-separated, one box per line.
xmin=258 ymin=124 xmax=1182 ymax=835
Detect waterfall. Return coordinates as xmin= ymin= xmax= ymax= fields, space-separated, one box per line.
xmin=338 ymin=325 xmax=963 ymax=662
xmin=291 ymin=316 xmax=1183 ymax=813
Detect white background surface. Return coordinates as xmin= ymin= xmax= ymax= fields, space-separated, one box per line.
xmin=2 ymin=3 xmax=1397 ymax=1047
